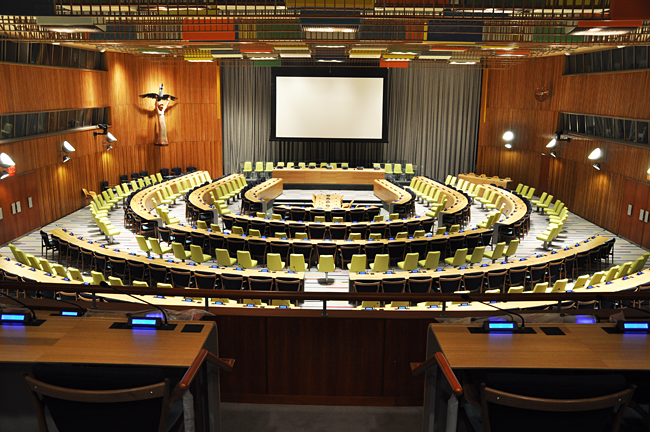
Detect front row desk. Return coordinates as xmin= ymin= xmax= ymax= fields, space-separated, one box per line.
xmin=0 ymin=313 xmax=230 ymax=432
xmin=419 ymin=322 xmax=650 ymax=432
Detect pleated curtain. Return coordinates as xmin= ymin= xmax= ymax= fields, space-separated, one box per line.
xmin=221 ymin=66 xmax=482 ymax=179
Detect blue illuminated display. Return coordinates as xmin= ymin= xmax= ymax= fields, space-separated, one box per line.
xmin=488 ymin=323 xmax=515 ymax=330
xmin=131 ymin=318 xmax=157 ymax=326
xmin=623 ymin=323 xmax=649 ymax=330
xmin=61 ymin=311 xmax=79 ymax=317
xmin=1 ymin=314 xmax=26 ymax=321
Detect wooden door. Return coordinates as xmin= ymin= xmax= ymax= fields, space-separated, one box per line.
xmin=619 ymin=178 xmax=650 ymax=245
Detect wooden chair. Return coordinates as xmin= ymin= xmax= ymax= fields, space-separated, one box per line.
xmin=478 ymin=373 xmax=635 ymax=432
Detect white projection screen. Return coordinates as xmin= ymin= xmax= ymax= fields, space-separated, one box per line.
xmin=270 ymin=68 xmax=389 ymax=143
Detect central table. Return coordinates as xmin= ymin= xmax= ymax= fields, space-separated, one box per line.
xmin=273 ymin=167 xmax=384 ymax=185
xmin=312 ymin=193 xmax=343 ymax=209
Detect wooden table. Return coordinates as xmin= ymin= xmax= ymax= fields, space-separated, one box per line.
xmin=244 ymin=178 xmax=283 ymax=212
xmin=188 ymin=173 xmax=245 ymax=219
xmin=422 ymin=322 xmax=650 ymax=432
xmin=0 ymin=314 xmax=220 ymax=432
xmin=374 ymin=179 xmax=411 ymax=213
xmin=274 ymin=168 xmax=384 ymax=185
xmin=458 ymin=173 xmax=511 ymax=188
xmin=414 ymin=176 xmax=469 ymax=225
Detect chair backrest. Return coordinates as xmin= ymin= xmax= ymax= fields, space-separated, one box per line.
xmin=421 ymin=251 xmax=440 ymax=269
xmin=504 ymin=239 xmax=519 ymax=256
xmin=348 ymin=254 xmax=367 ymax=272
xmin=480 ymin=373 xmax=634 ymax=432
xmin=289 ymin=254 xmax=306 ymax=272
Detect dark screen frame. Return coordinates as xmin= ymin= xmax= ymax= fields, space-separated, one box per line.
xmin=270 ymin=67 xmax=389 ymax=143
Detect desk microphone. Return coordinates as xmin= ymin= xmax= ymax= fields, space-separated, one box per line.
xmin=99 ymin=281 xmax=170 ymax=325
xmin=461 ymin=293 xmax=526 ymax=328
xmin=596 ymin=294 xmax=650 ymax=316
xmin=0 ymin=291 xmax=37 ymax=321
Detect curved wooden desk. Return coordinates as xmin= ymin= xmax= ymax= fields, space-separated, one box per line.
xmin=130 ymin=171 xmax=210 ymax=225
xmin=274 ymin=167 xmax=384 ymax=185
xmin=374 ymin=180 xmax=411 ymax=213
xmin=187 ymin=173 xmax=245 ymax=221
xmin=414 ymin=177 xmax=468 ymax=217
xmin=244 ymin=178 xmax=283 ymax=212
xmin=459 ymin=173 xmax=511 ymax=188
xmin=50 ymin=228 xmax=304 ymax=284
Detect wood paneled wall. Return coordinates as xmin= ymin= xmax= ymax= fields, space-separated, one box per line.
xmin=478 ymin=56 xmax=650 ymax=235
xmin=0 ymin=54 xmax=223 ymax=241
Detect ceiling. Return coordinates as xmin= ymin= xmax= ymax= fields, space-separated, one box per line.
xmin=1 ymin=0 xmax=649 ymax=69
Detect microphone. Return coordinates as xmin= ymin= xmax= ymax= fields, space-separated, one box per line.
xmin=0 ymin=291 xmax=37 ymax=321
xmin=596 ymin=294 xmax=650 ymax=316
xmin=461 ymin=293 xmax=526 ymax=328
xmin=99 ymin=281 xmax=169 ymax=325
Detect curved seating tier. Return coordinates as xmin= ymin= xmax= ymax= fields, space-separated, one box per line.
xmin=458 ymin=173 xmax=511 ymax=188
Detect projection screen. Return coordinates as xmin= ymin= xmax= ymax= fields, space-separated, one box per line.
xmin=270 ymin=68 xmax=388 ymax=143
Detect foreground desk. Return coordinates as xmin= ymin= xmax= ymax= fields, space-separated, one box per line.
xmin=274 ymin=167 xmax=384 ymax=185
xmin=421 ymin=323 xmax=650 ymax=432
xmin=0 ymin=315 xmax=222 ymax=432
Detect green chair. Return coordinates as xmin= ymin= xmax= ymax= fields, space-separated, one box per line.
xmin=588 ymin=271 xmax=606 ymax=286
xmin=289 ymin=254 xmax=306 ymax=272
xmin=69 ymin=268 xmax=92 ymax=283
xmin=531 ymin=282 xmax=549 ymax=293
xmin=507 ymin=286 xmax=524 ymax=294
xmin=249 ymin=229 xmax=262 ymax=237
xmin=215 ymin=249 xmax=237 ymax=267
xmin=157 ymin=282 xmax=173 ymax=288
xmin=135 ymin=235 xmax=152 ymax=257
xmin=254 ymin=162 xmax=264 ymax=175
xmin=38 ymin=259 xmax=55 ymax=274
xmin=369 ymin=233 xmax=382 ymax=240
xmin=265 ymin=162 xmax=274 ymax=173
xmin=549 ymin=279 xmax=568 ymax=293
xmin=320 ymin=162 xmax=328 ymax=168
xmin=232 ymin=226 xmax=244 ymax=235
xmin=190 ymin=245 xmax=211 ymax=263
xmin=243 ymin=161 xmax=253 ymax=175
xmin=520 ymin=185 xmax=529 ymax=197
xmin=531 ymin=192 xmax=547 ymax=207
xmin=287 ymin=162 xmax=295 ymax=168
xmin=277 ymin=162 xmax=285 ymax=168
xmin=369 ymin=254 xmax=389 ymax=272
xmin=405 ymin=163 xmax=415 ymax=176
xmin=156 ymin=173 xmax=163 ymax=183
xmin=90 ymin=271 xmax=105 ymax=285
xmin=267 ymin=253 xmax=285 ymax=271
xmin=50 ymin=264 xmax=68 ymax=279
xmin=503 ymin=239 xmax=519 ymax=262
xmin=418 ymin=251 xmax=440 ymax=269
xmin=317 ymin=255 xmax=335 ymax=284
xmin=604 ymin=266 xmax=619 ymax=282
xmin=571 ymin=275 xmax=590 ymax=290
xmin=393 ymin=163 xmax=403 ymax=177
xmin=465 ymin=246 xmax=485 ymax=266
xmin=349 ymin=233 xmax=362 ymax=240
xmin=397 ymin=253 xmax=419 ymax=271
xmin=172 ymin=242 xmax=191 ymax=262
xmin=484 ymin=242 xmax=505 ymax=263
xmin=26 ymin=254 xmax=43 ymax=270
xmin=347 ymin=254 xmax=367 ymax=273
xmin=449 ymin=224 xmax=460 ymax=233
xmin=133 ymin=280 xmax=149 ymax=287
xmin=108 ymin=276 xmax=124 ymax=286
xmin=615 ymin=262 xmax=632 ymax=279
xmin=308 ymin=162 xmax=316 ymax=168
xmin=537 ymin=194 xmax=554 ymax=212
xmin=525 ymin=187 xmax=535 ymax=200
xmin=294 ymin=232 xmax=308 ymax=240
xmin=341 ymin=163 xmax=349 ymax=169
xmin=237 ymin=251 xmax=258 ymax=269
xmin=384 ymin=163 xmax=393 ymax=175
xmin=444 ymin=248 xmax=467 ymax=267
xmin=149 ymin=237 xmax=172 ymax=259
xmin=298 ymin=162 xmax=306 ymax=168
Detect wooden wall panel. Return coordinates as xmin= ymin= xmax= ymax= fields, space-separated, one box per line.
xmin=0 ymin=171 xmax=41 ymax=246
xmin=0 ymin=54 xmax=223 ymax=240
xmin=479 ymin=55 xmax=649 ymax=237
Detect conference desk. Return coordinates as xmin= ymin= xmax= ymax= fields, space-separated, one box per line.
xmin=274 ymin=167 xmax=384 ymax=185
xmin=458 ymin=173 xmax=511 ymax=188
xmin=244 ymin=177 xmax=283 ymax=212
xmin=374 ymin=179 xmax=411 ymax=213
xmin=421 ymin=322 xmax=650 ymax=432
xmin=188 ymin=173 xmax=245 ymax=216
xmin=0 ymin=314 xmax=222 ymax=432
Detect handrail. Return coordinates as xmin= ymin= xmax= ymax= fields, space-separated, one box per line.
xmin=1 ymin=281 xmax=649 ymax=304
xmin=411 ymin=352 xmax=462 ymax=396
xmin=172 ymin=348 xmax=234 ymax=401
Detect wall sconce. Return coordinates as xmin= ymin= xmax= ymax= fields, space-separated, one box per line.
xmin=94 ymin=124 xmax=117 ymax=143
xmin=588 ymin=148 xmax=602 ymax=160
xmin=0 ymin=171 xmax=9 ymax=179
xmin=58 ymin=140 xmax=75 ymax=163
xmin=647 ymin=168 xmax=650 ymax=182
xmin=103 ymin=143 xmax=114 ymax=151
xmin=502 ymin=131 xmax=514 ymax=141
xmin=505 ymin=143 xmax=513 ymax=149
xmin=0 ymin=152 xmax=15 ymax=168
xmin=593 ymin=163 xmax=601 ymax=170
xmin=550 ymin=151 xmax=557 ymax=158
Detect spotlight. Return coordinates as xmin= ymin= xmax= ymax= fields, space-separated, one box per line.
xmin=62 ymin=155 xmax=71 ymax=163
xmin=588 ymin=148 xmax=602 ymax=160
xmin=550 ymin=151 xmax=557 ymax=158
xmin=546 ymin=139 xmax=557 ymax=148
xmin=62 ymin=141 xmax=75 ymax=153
xmin=502 ymin=131 xmax=514 ymax=141
xmin=0 ymin=153 xmax=15 ymax=168
xmin=103 ymin=144 xmax=114 ymax=151
xmin=94 ymin=124 xmax=117 ymax=143
xmin=505 ymin=143 xmax=512 ymax=149
xmin=0 ymin=170 xmax=8 ymax=179
xmin=593 ymin=163 xmax=601 ymax=170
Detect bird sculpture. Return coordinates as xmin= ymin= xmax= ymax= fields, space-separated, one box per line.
xmin=139 ymin=83 xmax=177 ymax=101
